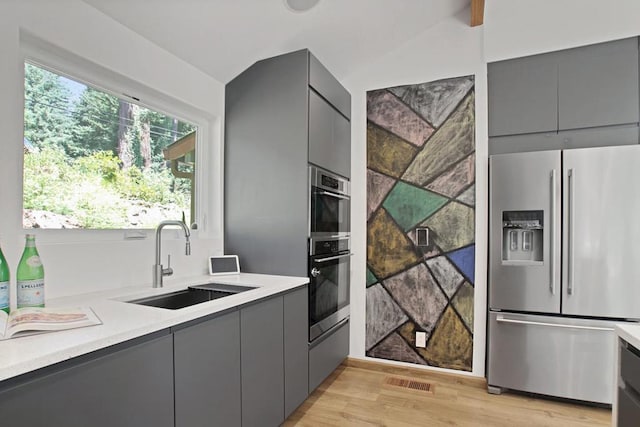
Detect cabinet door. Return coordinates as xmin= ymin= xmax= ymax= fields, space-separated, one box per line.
xmin=488 ymin=53 xmax=558 ymax=136
xmin=309 ymin=319 xmax=349 ymax=392
xmin=309 ymin=52 xmax=351 ymax=119
xmin=241 ymin=296 xmax=285 ymax=427
xmin=0 ymin=333 xmax=174 ymax=427
xmin=558 ymin=37 xmax=639 ymax=130
xmin=309 ymin=89 xmax=351 ymax=178
xmin=284 ymin=286 xmax=309 ymax=418
xmin=174 ymin=310 xmax=241 ymax=427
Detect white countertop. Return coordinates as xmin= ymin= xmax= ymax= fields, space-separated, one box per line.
xmin=615 ymin=323 xmax=640 ymax=350
xmin=0 ymin=273 xmax=308 ymax=382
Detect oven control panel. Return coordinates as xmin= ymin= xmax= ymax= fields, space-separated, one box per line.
xmin=311 ymin=238 xmax=350 ymax=256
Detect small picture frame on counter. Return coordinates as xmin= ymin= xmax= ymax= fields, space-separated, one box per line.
xmin=208 ymin=255 xmax=240 ymax=276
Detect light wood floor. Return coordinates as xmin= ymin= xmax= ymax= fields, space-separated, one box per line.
xmin=284 ymin=359 xmax=611 ymax=427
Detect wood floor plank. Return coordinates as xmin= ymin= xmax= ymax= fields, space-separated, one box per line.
xmin=283 ymin=359 xmax=611 ymax=427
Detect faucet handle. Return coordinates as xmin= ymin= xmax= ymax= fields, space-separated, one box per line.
xmin=162 ymin=254 xmax=174 ymax=277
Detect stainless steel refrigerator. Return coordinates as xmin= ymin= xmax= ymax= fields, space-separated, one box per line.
xmin=488 ymin=145 xmax=640 ymax=404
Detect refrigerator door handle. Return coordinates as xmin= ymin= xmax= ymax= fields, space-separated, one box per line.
xmin=495 ymin=315 xmax=614 ymax=332
xmin=568 ymin=168 xmax=575 ymax=295
xmin=550 ymin=169 xmax=556 ymax=295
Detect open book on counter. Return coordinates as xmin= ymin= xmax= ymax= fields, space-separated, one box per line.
xmin=0 ymin=307 xmax=102 ymax=340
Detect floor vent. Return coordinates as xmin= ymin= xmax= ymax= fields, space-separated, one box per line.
xmin=385 ymin=377 xmax=433 ymax=393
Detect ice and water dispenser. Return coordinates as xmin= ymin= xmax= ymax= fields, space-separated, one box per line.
xmin=502 ymin=210 xmax=543 ymax=264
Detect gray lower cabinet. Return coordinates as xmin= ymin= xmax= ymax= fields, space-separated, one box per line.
xmin=173 ymin=310 xmax=241 ymax=427
xmin=241 ymin=296 xmax=285 ymax=427
xmin=0 ymin=286 xmax=312 ymax=427
xmin=618 ymin=340 xmax=640 ymax=426
xmin=284 ymin=286 xmax=309 ymax=417
xmin=0 ymin=332 xmax=174 ymax=427
xmin=309 ymin=319 xmax=349 ymax=392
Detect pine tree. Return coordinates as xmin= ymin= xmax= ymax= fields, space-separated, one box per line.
xmin=24 ymin=63 xmax=73 ymax=150
xmin=69 ymin=87 xmax=119 ymax=157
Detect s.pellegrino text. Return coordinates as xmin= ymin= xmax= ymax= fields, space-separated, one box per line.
xmin=17 ymin=234 xmax=44 ymax=308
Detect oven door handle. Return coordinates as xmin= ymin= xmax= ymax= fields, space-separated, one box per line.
xmin=316 ymin=190 xmax=350 ymax=200
xmin=313 ymin=253 xmax=354 ymax=263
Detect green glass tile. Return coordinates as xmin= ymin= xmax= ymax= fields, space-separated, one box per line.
xmin=366 ymin=268 xmax=378 ymax=287
xmin=383 ymin=181 xmax=448 ymax=231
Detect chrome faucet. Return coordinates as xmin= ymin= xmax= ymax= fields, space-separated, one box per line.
xmin=153 ymin=220 xmax=191 ymax=288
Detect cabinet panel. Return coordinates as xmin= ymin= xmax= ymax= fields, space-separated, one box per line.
xmin=558 ymin=124 xmax=639 ymax=149
xmin=309 ymin=89 xmax=351 ymax=178
xmin=489 ymin=124 xmax=639 ymax=155
xmin=559 ymin=37 xmax=639 ymax=130
xmin=309 ymin=320 xmax=349 ymax=392
xmin=488 ymin=53 xmax=558 ymax=136
xmin=0 ymin=333 xmax=174 ymax=427
xmin=241 ymin=296 xmax=285 ymax=427
xmin=618 ymin=387 xmax=640 ymax=427
xmin=309 ymin=52 xmax=351 ymax=119
xmin=489 ymin=132 xmax=563 ymax=155
xmin=284 ymin=286 xmax=309 ymax=417
xmin=174 ymin=310 xmax=241 ymax=427
xmin=225 ymin=49 xmax=309 ymax=277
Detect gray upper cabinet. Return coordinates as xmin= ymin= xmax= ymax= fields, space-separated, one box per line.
xmin=558 ymin=37 xmax=639 ymax=130
xmin=241 ymin=296 xmax=285 ymax=427
xmin=309 ymin=53 xmax=351 ymax=119
xmin=308 ymin=89 xmax=351 ymax=178
xmin=488 ymin=53 xmax=559 ymax=137
xmin=173 ymin=310 xmax=241 ymax=427
xmin=488 ymin=37 xmax=640 ymax=153
xmin=0 ymin=332 xmax=174 ymax=427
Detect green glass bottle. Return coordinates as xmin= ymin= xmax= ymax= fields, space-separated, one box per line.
xmin=16 ymin=234 xmax=44 ymax=308
xmin=0 ymin=243 xmax=9 ymax=314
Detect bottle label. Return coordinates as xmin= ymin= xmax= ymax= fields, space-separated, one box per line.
xmin=0 ymin=281 xmax=8 ymax=310
xmin=26 ymin=256 xmax=42 ymax=268
xmin=17 ymin=279 xmax=44 ymax=307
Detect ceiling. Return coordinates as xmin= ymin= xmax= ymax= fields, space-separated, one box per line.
xmin=82 ymin=0 xmax=470 ymax=84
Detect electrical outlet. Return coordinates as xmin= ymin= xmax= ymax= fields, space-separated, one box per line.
xmin=415 ymin=331 xmax=426 ymax=348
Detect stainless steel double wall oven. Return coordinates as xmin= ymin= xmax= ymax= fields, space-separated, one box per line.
xmin=308 ymin=165 xmax=351 ymax=342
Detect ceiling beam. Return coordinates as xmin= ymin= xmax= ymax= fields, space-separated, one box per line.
xmin=470 ymin=0 xmax=485 ymax=27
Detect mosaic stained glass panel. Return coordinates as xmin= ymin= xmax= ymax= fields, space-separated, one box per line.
xmin=366 ymin=76 xmax=475 ymax=371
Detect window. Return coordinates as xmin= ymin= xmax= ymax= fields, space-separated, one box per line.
xmin=23 ymin=62 xmax=197 ymax=229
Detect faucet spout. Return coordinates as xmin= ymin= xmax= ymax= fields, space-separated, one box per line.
xmin=153 ymin=220 xmax=191 ymax=288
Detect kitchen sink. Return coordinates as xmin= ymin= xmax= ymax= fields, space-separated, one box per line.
xmin=128 ymin=283 xmax=257 ymax=310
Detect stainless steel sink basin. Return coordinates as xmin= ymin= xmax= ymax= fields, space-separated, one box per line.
xmin=127 ymin=283 xmax=257 ymax=310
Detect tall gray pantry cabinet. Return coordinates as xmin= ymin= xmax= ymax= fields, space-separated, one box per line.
xmin=224 ymin=49 xmax=351 ymax=277
xmin=224 ymin=49 xmax=352 ymax=401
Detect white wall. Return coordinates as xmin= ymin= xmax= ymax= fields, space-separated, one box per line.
xmin=343 ymin=7 xmax=489 ymax=377
xmin=0 ymin=0 xmax=225 ymax=300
